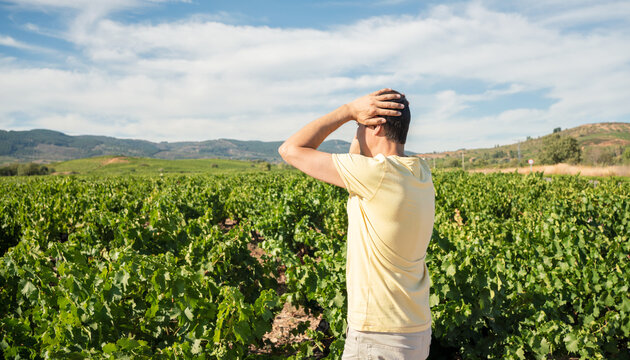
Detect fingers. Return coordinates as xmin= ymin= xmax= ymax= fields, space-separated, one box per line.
xmin=362 ymin=118 xmax=387 ymax=126
xmin=375 ymin=93 xmax=402 ymax=101
xmin=376 ymin=108 xmax=402 ymax=116
xmin=371 ymin=88 xmax=392 ymax=96
xmin=376 ymin=100 xmax=405 ymax=109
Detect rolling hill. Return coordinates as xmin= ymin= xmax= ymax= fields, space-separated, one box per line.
xmin=416 ymin=122 xmax=630 ymax=168
xmin=1 ymin=122 xmax=628 ymax=168
xmin=0 ymin=129 xmax=352 ymax=165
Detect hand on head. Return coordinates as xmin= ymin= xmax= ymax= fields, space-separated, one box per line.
xmin=347 ymin=88 xmax=405 ymax=126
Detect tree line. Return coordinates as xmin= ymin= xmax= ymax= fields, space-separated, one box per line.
xmin=0 ymin=163 xmax=54 ymax=176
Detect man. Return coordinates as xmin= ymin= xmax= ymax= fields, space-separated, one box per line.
xmin=278 ymin=88 xmax=435 ymax=359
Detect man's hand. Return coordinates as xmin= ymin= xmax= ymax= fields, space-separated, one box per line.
xmin=345 ymin=88 xmax=405 ymax=126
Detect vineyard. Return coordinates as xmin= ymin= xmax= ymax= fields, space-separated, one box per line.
xmin=0 ymin=171 xmax=628 ymax=359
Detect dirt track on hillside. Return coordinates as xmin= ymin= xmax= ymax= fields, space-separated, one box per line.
xmin=101 ymin=157 xmax=129 ymax=165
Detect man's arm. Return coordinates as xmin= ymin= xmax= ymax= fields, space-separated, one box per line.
xmin=278 ymin=89 xmax=403 ymax=187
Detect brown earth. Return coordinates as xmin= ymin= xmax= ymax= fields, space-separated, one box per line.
xmin=222 ymin=219 xmax=325 ymax=356
xmin=261 ymin=302 xmax=323 ymax=347
xmin=470 ymin=164 xmax=630 ymax=177
xmin=595 ymin=139 xmax=629 ymax=147
xmin=101 ymin=156 xmax=129 ymax=165
xmin=246 ymin=239 xmax=323 ymax=351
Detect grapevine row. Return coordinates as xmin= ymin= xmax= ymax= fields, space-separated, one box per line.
xmin=0 ymin=172 xmax=628 ymax=359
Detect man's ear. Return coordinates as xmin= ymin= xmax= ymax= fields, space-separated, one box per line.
xmin=373 ymin=124 xmax=385 ymax=136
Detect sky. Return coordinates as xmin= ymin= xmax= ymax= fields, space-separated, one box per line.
xmin=0 ymin=0 xmax=629 ymax=153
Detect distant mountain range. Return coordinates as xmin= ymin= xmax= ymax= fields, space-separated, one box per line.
xmin=1 ymin=123 xmax=627 ymax=166
xmin=0 ymin=129 xmax=355 ymax=165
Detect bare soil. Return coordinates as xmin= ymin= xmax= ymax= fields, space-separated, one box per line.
xmin=595 ymin=139 xmax=629 ymax=147
xmin=262 ymin=302 xmax=323 ymax=346
xmin=221 ymin=219 xmax=325 ymax=356
xmin=246 ymin=236 xmax=322 ymax=349
xmin=471 ymin=164 xmax=630 ymax=177
xmin=101 ymin=156 xmax=129 ymax=165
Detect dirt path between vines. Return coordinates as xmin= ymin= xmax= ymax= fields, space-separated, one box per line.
xmin=221 ymin=219 xmax=325 ymax=357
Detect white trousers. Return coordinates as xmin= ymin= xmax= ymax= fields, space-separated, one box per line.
xmin=342 ymin=327 xmax=432 ymax=360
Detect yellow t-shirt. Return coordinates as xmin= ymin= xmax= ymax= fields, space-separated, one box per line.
xmin=332 ymin=153 xmax=435 ymax=333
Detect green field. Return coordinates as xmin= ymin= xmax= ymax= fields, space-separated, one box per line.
xmin=50 ymin=156 xmax=283 ymax=176
xmin=0 ymin=171 xmax=628 ymax=359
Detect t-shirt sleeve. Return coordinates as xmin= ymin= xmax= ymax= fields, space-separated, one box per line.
xmin=332 ymin=153 xmax=386 ymax=199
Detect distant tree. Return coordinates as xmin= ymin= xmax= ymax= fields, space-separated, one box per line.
xmin=585 ymin=147 xmax=619 ymax=166
xmin=0 ymin=164 xmax=18 ymax=176
xmin=447 ymin=158 xmax=460 ymax=168
xmin=492 ymin=150 xmax=507 ymax=159
xmin=540 ymin=135 xmax=581 ymax=164
xmin=624 ymin=147 xmax=630 ymax=164
xmin=16 ymin=163 xmax=53 ymax=176
xmin=553 ymin=127 xmax=562 ymax=133
xmin=475 ymin=158 xmax=488 ymax=167
xmin=596 ymin=151 xmax=615 ymax=166
xmin=526 ymin=136 xmax=532 ymax=141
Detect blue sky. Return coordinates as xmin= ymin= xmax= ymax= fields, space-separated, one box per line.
xmin=1 ymin=0 xmax=629 ymax=152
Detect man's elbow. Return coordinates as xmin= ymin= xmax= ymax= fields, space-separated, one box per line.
xmin=278 ymin=143 xmax=291 ymax=162
xmin=279 ymin=143 xmax=302 ymax=168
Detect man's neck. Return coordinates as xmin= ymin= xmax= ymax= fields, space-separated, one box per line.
xmin=364 ymin=141 xmax=405 ymax=157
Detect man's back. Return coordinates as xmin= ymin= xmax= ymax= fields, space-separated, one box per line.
xmin=279 ymin=88 xmax=433 ymax=358
xmin=333 ymin=153 xmax=435 ymax=333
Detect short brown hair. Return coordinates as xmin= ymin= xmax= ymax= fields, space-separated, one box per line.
xmin=381 ymin=90 xmax=410 ymax=144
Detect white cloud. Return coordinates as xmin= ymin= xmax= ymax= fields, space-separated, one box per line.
xmin=0 ymin=35 xmax=27 ymax=48
xmin=0 ymin=1 xmax=629 ymax=152
xmin=539 ymin=2 xmax=630 ymax=27
xmin=488 ymin=0 xmax=630 ymax=28
xmin=0 ymin=35 xmax=51 ymax=52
